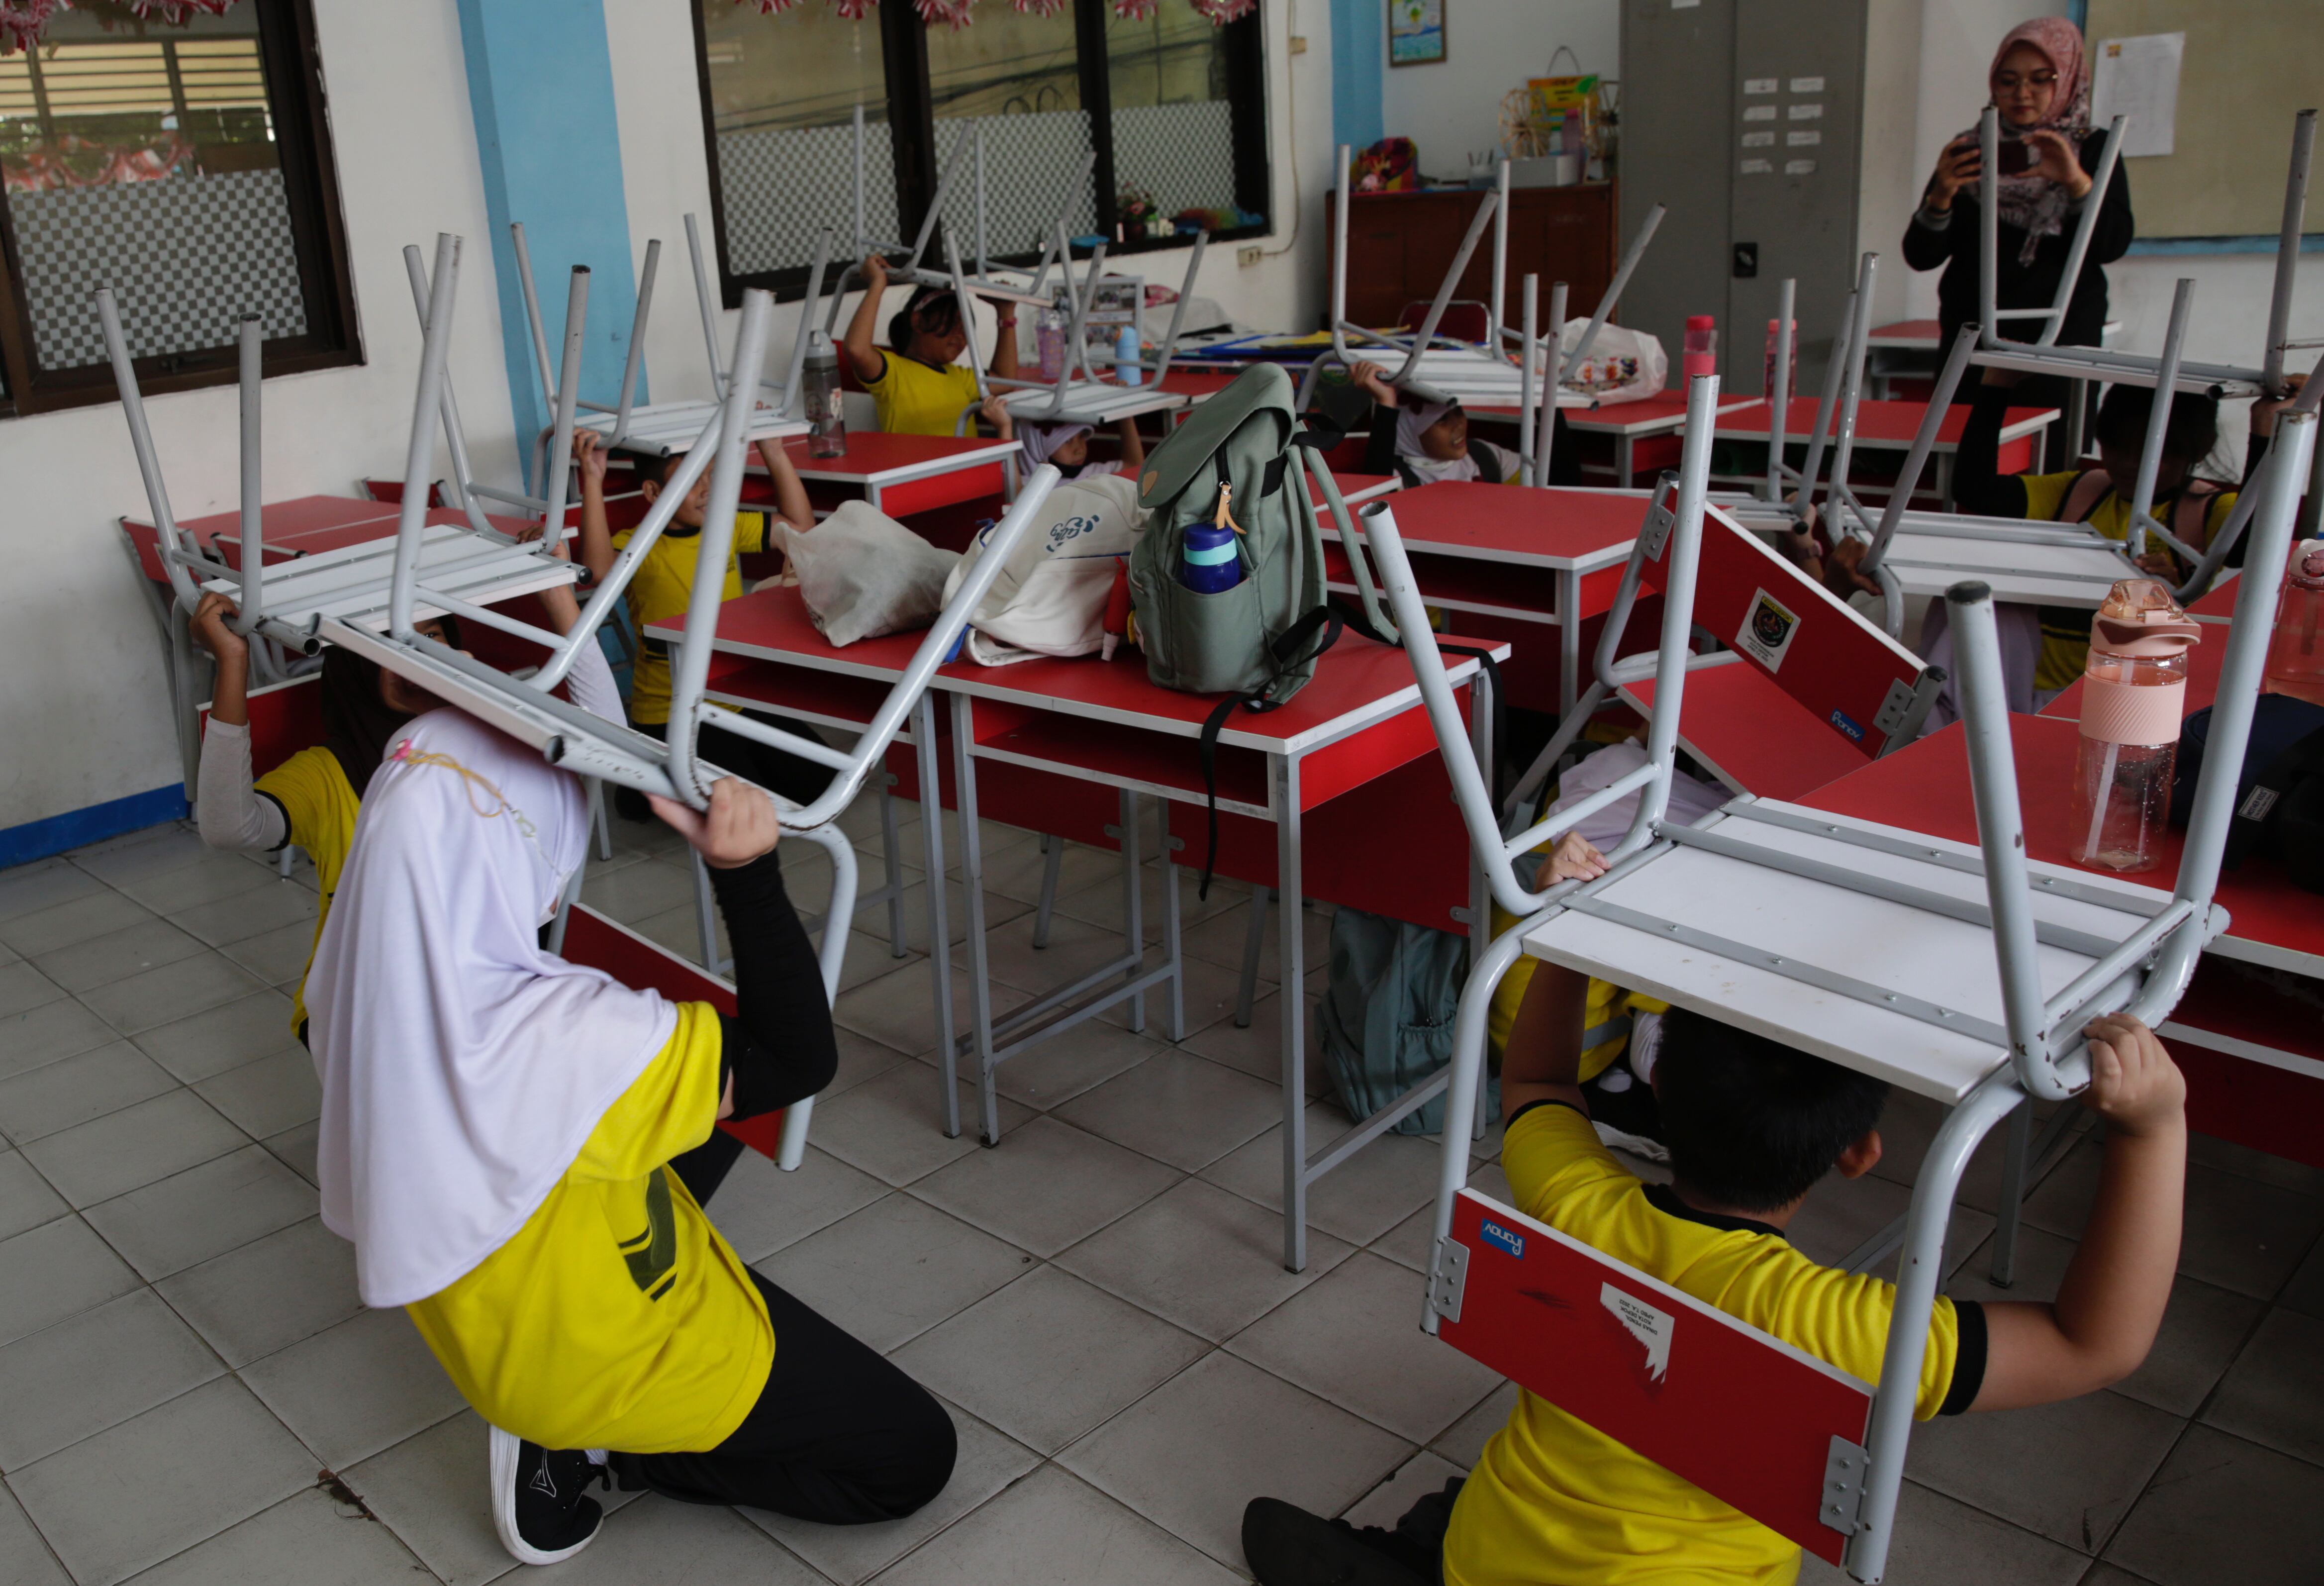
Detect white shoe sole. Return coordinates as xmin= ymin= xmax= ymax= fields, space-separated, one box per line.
xmin=1593 ymin=1120 xmax=1670 ymax=1163
xmin=489 ymin=1423 xmax=599 ymax=1567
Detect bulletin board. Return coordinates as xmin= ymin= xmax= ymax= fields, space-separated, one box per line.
xmin=2082 ymin=0 xmax=2320 ymax=240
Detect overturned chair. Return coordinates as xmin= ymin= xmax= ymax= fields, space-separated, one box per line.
xmin=1360 ymin=371 xmax=2316 ymax=1582
xmin=328 ymin=233 xmax=1061 ymax=1165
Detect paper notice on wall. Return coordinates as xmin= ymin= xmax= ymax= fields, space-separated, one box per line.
xmin=1787 ymin=130 xmax=1821 ymax=146
xmin=1743 ymin=77 xmax=1777 ymax=95
xmin=1742 ymin=130 xmax=1775 ymax=147
xmin=1743 ymin=105 xmax=1776 ymax=122
xmin=1740 ymin=159 xmax=1775 ymax=176
xmin=2092 ymin=33 xmax=2183 ymax=157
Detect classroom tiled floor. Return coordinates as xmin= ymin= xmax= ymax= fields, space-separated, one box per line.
xmin=2 ymin=799 xmax=2320 ymax=1585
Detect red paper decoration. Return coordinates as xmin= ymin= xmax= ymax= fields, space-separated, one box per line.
xmin=0 ymin=0 xmax=61 ymax=57
xmin=914 ymin=0 xmax=972 ymax=25
xmin=1012 ymin=0 xmax=1067 ymax=15
xmin=1112 ymin=0 xmax=1157 ymax=18
xmin=1190 ymin=0 xmax=1254 ymax=20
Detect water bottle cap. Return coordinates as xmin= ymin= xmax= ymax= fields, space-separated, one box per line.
xmin=2090 ymin=578 xmax=2201 ymax=657
xmin=1686 ymin=315 xmax=1716 ymax=331
xmin=2290 ymin=539 xmax=2324 ymax=591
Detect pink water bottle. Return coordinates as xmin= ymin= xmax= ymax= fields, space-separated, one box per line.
xmin=1764 ymin=317 xmax=1795 ymax=401
xmin=1683 ymin=315 xmax=1717 ymax=381
xmin=2263 ymin=538 xmax=2324 ymax=707
xmin=2069 ymin=580 xmax=2203 ymax=873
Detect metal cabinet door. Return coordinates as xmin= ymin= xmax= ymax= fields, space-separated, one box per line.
xmin=1618 ymin=0 xmax=1735 ymax=361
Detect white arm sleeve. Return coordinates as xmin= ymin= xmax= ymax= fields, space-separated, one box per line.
xmin=195 ymin=720 xmax=290 ymax=852
xmin=562 ymin=630 xmax=625 ymax=727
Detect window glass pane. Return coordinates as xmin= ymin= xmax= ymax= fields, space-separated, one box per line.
xmin=700 ymin=0 xmax=894 ymax=277
xmin=924 ymin=6 xmax=1093 ymax=262
xmin=1107 ymin=0 xmax=1237 ymax=220
xmin=0 ymin=8 xmax=304 ymax=371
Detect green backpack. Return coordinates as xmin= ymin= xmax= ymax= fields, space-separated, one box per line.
xmin=1130 ymin=363 xmax=1398 ymax=891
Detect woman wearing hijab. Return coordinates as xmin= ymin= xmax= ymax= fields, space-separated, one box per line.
xmin=1903 ymin=18 xmax=2133 ymax=463
xmin=307 ymin=709 xmax=953 ymax=1567
xmin=192 ymin=546 xmax=619 ymax=1044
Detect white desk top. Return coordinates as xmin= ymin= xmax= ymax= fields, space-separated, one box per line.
xmin=1875 ymin=521 xmax=2141 ymax=607
xmin=1521 ymin=799 xmax=2172 ymax=1102
xmin=577 ymin=401 xmax=809 ymax=456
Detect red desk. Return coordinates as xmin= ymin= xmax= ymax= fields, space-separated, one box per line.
xmin=1323 ymin=482 xmax=1651 ymax=715
xmin=655 ymin=585 xmax=1504 ymax=1271
xmin=123 ymin=495 xmax=394 ymax=581
xmin=778 ymin=432 xmax=1018 ymax=520
xmin=1797 ymin=716 xmax=2324 ymax=1166
xmin=1563 ymin=392 xmax=1764 ymax=488
xmin=1623 ymin=663 xmax=1881 ymax=803
xmin=2188 ymin=578 xmax=2242 ymax=623
xmin=1713 ymin=398 xmax=2058 ymax=510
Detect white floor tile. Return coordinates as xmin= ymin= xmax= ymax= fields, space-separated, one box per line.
xmin=8 ymin=1375 xmax=315 ymax=1586
xmin=0 ymin=1148 xmax=68 ymax=1242
xmin=703 ymin=1142 xmax=889 ymax=1266
xmin=893 ymin=1266 xmax=1208 ymax=1454
xmin=81 ymin=952 xmax=271 ymax=1038
xmin=0 ymin=1041 xmax=177 ymax=1144
xmin=1429 ymin=1381 xmax=1517 ymax=1470
xmin=0 ymin=962 xmax=68 ymax=1020
xmin=510 ymin=1492 xmax=822 ymax=1584
xmin=869 ymin=1464 xmax=1243 ymax=1586
xmin=192 ymin=1048 xmax=321 ymax=1140
xmin=239 ymin=1305 xmax=465 ymax=1470
xmin=32 ymin=918 xmax=210 ymax=995
xmin=1340 ymin=1448 xmax=1464 ymax=1529
xmin=111 ymin=851 xmax=282 ymax=918
xmin=1200 ymin=1100 xmax=1444 ymax=1249
xmin=0 ymin=1289 xmax=223 ymax=1470
xmin=756 ymin=1193 xmax=1034 ymax=1354
xmin=807 ymin=1060 xmax=1033 ymax=1187
xmin=156 ymin=1216 xmax=364 ymax=1369
xmin=1 ymin=997 xmax=127 ymax=1080
xmin=909 ymin=1115 xmax=1180 ymax=1258
xmin=119 ymin=1485 xmax=433 ymax=1586
xmin=83 ymin=1145 xmax=316 ymax=1282
xmin=0 ymin=1482 xmax=69 ymax=1584
xmin=166 ymin=880 xmax=317 ymax=951
xmin=0 ymin=889 xmax=152 ymax=959
xmin=339 ymin=1412 xmax=514 ymax=1586
xmin=1055 ymin=1049 xmax=1285 ymax=1173
xmin=0 ymin=859 xmax=112 ymax=925
xmin=0 ymin=1214 xmax=140 ymax=1347
xmin=21 ymin=1089 xmax=250 ymax=1208
xmin=133 ymin=991 xmax=301 ymax=1084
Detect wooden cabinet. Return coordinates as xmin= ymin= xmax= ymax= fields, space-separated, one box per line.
xmin=1325 ymin=184 xmax=1618 ymax=329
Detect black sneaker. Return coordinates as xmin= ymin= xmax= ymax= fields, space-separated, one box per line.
xmin=489 ymin=1423 xmax=606 ymax=1566
xmin=1241 ymin=1497 xmax=1430 ymax=1586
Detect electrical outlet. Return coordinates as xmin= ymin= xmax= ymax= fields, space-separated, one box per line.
xmin=1238 ymin=245 xmax=1263 ymax=267
xmin=1289 ymin=35 xmax=1308 ymax=54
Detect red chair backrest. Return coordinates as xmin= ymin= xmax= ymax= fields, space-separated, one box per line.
xmin=1400 ymin=300 xmax=1493 ymax=344
xmin=556 ymin=902 xmax=789 ymax=1161
xmin=1641 ymin=503 xmax=1933 ymax=758
xmin=1438 ymin=1188 xmax=1872 ymax=1565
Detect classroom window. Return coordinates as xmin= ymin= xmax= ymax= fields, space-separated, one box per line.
xmin=691 ymin=0 xmax=1269 ymax=303
xmin=0 ymin=0 xmax=358 ymax=418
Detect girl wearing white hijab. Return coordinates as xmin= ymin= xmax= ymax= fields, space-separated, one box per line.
xmin=1351 ymin=361 xmax=1534 ymax=487
xmin=307 ymin=709 xmax=952 ymax=1566
xmin=990 ymin=406 xmax=1147 ymax=481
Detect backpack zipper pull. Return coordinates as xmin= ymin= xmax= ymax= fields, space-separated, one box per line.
xmin=1214 ymin=482 xmax=1244 ymax=535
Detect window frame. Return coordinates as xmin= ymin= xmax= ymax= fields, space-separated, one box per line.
xmin=692 ymin=0 xmax=1269 ymax=308
xmin=0 ymin=0 xmax=362 ymax=421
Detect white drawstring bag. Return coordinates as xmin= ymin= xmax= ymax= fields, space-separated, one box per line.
xmin=1559 ymin=318 xmax=1667 ymax=405
xmin=942 ymin=473 xmax=1147 ymax=666
xmin=777 ymin=500 xmax=961 ymax=648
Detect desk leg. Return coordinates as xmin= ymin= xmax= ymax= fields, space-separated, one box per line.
xmin=867 ymin=481 xmax=883 ymax=515
xmin=1276 ymin=752 xmax=1308 ymax=1273
xmin=1115 ymin=789 xmax=1146 ymax=1034
xmin=1989 ymin=1103 xmax=2033 ymax=1288
xmin=1937 ymin=451 xmax=1955 ymax=513
xmin=917 ymin=694 xmax=961 ymax=1138
xmin=1235 ymin=888 xmax=1268 ymax=1029
xmin=1468 ymin=676 xmax=1494 ymax=1142
xmin=1161 ymin=828 xmax=1186 ymax=1041
xmin=951 ymin=691 xmax=1004 ymax=1145
xmin=1617 ymin=433 xmax=1634 ymax=488
xmin=878 ymin=773 xmax=907 ymax=957
xmin=1557 ymin=566 xmax=1582 ymax=721
xmin=168 ymin=601 xmax=201 ymax=798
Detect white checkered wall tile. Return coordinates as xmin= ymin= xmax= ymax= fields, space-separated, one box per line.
xmin=716 ymin=119 xmax=901 ymax=276
xmin=1112 ymin=100 xmax=1237 ymax=215
xmin=8 ymin=169 xmax=307 ymax=372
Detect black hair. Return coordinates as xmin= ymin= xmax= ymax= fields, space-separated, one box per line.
xmin=2092 ymin=384 xmax=2221 ymax=465
xmin=615 ymin=446 xmax=680 ymax=484
xmin=1653 ymin=1007 xmax=1889 ymax=1212
xmin=888 ymin=285 xmax=963 ymax=359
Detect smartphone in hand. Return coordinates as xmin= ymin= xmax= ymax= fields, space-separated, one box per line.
xmin=1996 ymin=137 xmax=2037 ymax=176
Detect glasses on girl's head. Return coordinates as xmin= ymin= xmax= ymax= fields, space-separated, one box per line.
xmin=1993 ymin=69 xmax=2059 ymax=90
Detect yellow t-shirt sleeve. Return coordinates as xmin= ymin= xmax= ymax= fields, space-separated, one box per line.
xmin=2019 ymin=470 xmax=2077 ymax=522
xmin=735 ymin=508 xmax=769 ymax=555
xmin=254 ymin=746 xmax=346 ymax=855
xmin=569 ymin=1001 xmax=725 ymax=1183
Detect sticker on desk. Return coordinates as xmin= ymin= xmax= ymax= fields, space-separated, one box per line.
xmin=1740 ymin=158 xmax=1775 ymax=176
xmin=1602 ymin=1284 xmax=1674 ymax=1386
xmin=1789 ymin=75 xmax=1826 ymax=94
xmin=1787 ymin=130 xmax=1822 ymax=146
xmin=1737 ymin=588 xmax=1802 ymax=671
xmin=1788 ymin=102 xmax=1825 ymax=119
xmin=1785 ymin=159 xmax=1818 ymax=176
xmin=1743 ymin=77 xmax=1777 ymax=95
xmin=1479 ymin=1218 xmax=1526 ymax=1260
xmin=1743 ymin=105 xmax=1777 ymax=122
xmin=1830 ymin=708 xmax=1867 ymax=744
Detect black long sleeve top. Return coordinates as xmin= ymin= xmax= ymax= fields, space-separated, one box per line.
xmin=1902 ymin=132 xmax=2133 ymax=351
xmin=706 ymin=852 xmax=838 ymax=1120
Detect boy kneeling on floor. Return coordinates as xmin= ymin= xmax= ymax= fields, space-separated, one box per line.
xmin=1245 ymin=888 xmax=2188 ymax=1586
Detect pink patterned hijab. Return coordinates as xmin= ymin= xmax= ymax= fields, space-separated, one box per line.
xmin=1972 ymin=17 xmax=2093 ymax=264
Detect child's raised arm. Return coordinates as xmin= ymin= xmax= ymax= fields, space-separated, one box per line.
xmin=754 ymin=435 xmax=813 ymax=536
xmin=843 ymin=255 xmax=890 ymax=386
xmin=1115 ymin=416 xmax=1146 ymax=472
xmin=572 ymin=430 xmax=616 ymax=584
xmin=1971 ymin=1013 xmax=2186 ymax=1409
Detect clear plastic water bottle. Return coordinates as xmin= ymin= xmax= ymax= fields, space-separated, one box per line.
xmin=2069 ymin=579 xmax=2203 ymax=873
xmin=2263 ymin=538 xmax=2324 ymax=707
xmin=803 ymin=330 xmax=846 ymax=458
xmin=1683 ymin=315 xmax=1717 ymax=381
xmin=1037 ymin=305 xmax=1067 ymax=383
xmin=1116 ymin=322 xmax=1143 ymax=387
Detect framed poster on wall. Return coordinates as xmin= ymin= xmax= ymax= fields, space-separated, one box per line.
xmin=1389 ymin=0 xmax=1446 ymax=67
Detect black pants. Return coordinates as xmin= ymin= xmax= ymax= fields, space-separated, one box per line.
xmin=609 ymin=1271 xmax=957 ymax=1524
xmin=631 ymin=710 xmax=834 ymax=808
xmin=668 ymin=1128 xmax=746 ymax=1206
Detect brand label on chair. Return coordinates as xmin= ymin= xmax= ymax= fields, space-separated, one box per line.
xmin=1602 ymin=1284 xmax=1675 ymax=1384
xmin=1737 ymin=589 xmax=1802 ymax=672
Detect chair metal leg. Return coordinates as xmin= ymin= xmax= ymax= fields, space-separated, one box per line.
xmin=691 ymin=848 xmax=728 ymax=976
xmin=917 ymin=696 xmax=961 ymax=1138
xmin=1988 ymin=1103 xmax=2034 ymax=1288
xmin=1117 ymin=790 xmax=1146 ymax=1033
xmin=878 ymin=772 xmax=907 ymax=957
xmin=588 ymin=777 xmax=612 ymax=862
xmin=1162 ymin=834 xmax=1186 ymax=1041
xmin=1032 ymin=832 xmax=1065 ymax=948
xmin=1235 ymin=886 xmax=1269 ymax=1028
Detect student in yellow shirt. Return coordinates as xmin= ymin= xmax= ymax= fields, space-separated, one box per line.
xmin=307 ymin=715 xmax=951 ymax=1568
xmin=573 ymin=428 xmax=832 ymax=819
xmin=1244 ymin=863 xmax=2188 ymax=1586
xmin=842 ymin=252 xmax=1020 ymax=436
xmin=190 ymin=528 xmax=620 ymax=1041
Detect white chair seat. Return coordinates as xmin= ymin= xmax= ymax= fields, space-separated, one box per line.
xmin=201 ymin=522 xmax=575 ymax=633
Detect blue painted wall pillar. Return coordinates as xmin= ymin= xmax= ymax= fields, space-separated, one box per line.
xmin=1330 ymin=0 xmax=1384 ymax=154
xmin=454 ymin=0 xmax=644 ymax=466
